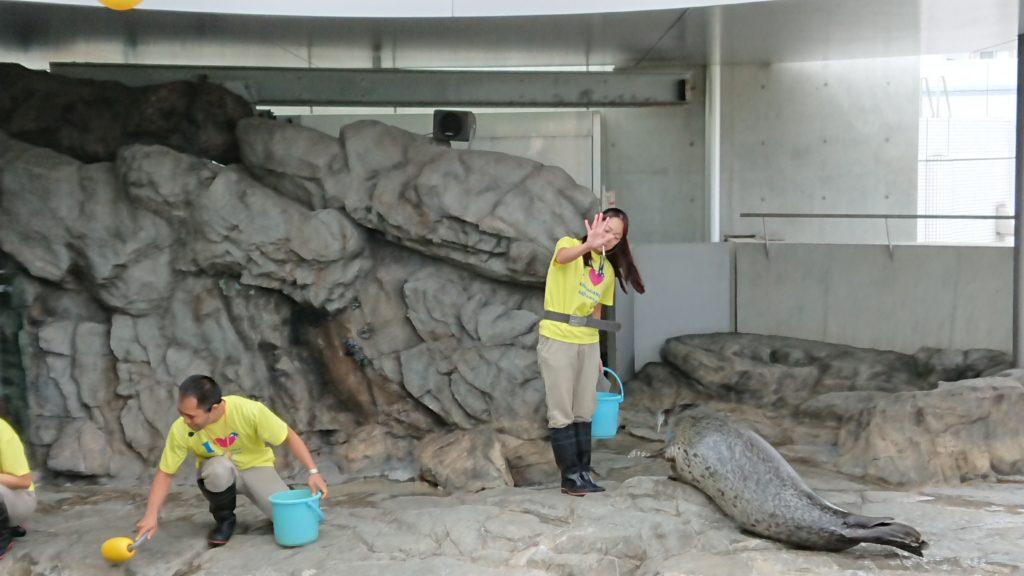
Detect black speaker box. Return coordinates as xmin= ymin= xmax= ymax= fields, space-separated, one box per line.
xmin=433 ymin=109 xmax=476 ymax=142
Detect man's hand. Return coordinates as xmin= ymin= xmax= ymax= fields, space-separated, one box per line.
xmin=285 ymin=427 xmax=330 ymax=499
xmin=135 ymin=514 xmax=159 ymax=541
xmin=308 ymin=472 xmax=329 ymax=499
xmin=135 ymin=469 xmax=173 ymax=542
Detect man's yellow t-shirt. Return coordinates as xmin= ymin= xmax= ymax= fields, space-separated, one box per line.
xmin=538 ymin=236 xmax=616 ymax=345
xmin=0 ymin=417 xmax=34 ymax=491
xmin=158 ymin=395 xmax=289 ymax=475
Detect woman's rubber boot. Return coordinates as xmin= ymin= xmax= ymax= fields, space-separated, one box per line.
xmin=0 ymin=501 xmax=13 ymax=560
xmin=198 ymin=479 xmax=237 ymax=547
xmin=575 ymin=421 xmax=605 ymax=493
xmin=549 ymin=426 xmax=588 ymax=496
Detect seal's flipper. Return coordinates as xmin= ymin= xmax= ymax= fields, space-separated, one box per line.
xmin=841 ymin=521 xmax=927 ymax=557
xmin=843 ymin=514 xmax=895 ymax=528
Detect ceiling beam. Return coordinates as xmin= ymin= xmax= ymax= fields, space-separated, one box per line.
xmin=48 ymin=63 xmax=695 ymax=107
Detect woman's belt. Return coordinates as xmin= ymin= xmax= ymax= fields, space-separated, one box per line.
xmin=542 ymin=310 xmax=621 ymax=332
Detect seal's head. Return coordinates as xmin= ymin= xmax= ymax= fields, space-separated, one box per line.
xmin=656 ymin=402 xmax=700 ymax=432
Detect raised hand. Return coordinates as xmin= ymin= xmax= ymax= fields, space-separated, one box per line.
xmin=584 ymin=212 xmax=613 ymax=251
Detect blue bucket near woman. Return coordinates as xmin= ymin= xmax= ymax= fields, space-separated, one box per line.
xmin=592 ymin=367 xmax=624 ymax=439
xmin=268 ymin=488 xmax=325 ymax=547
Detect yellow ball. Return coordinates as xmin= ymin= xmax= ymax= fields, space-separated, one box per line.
xmin=99 ymin=0 xmax=144 ymax=10
xmin=101 ymin=536 xmax=137 ymax=563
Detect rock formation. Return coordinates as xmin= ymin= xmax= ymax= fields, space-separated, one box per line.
xmin=0 ymin=74 xmax=596 ymax=489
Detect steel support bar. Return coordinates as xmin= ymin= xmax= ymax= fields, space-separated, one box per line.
xmin=1014 ymin=33 xmax=1024 ymax=367
xmin=49 ymin=63 xmax=693 ymax=107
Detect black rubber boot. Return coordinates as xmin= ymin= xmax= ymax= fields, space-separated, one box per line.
xmin=575 ymin=421 xmax=605 ymax=493
xmin=549 ymin=426 xmax=588 ymax=496
xmin=198 ymin=480 xmax=237 ymax=547
xmin=0 ymin=501 xmax=13 ymax=560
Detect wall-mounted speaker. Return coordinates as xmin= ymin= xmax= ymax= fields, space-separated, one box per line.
xmin=433 ymin=109 xmax=476 ymax=142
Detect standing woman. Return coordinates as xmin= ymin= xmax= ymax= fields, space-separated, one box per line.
xmin=538 ymin=207 xmax=645 ymax=496
xmin=0 ymin=410 xmax=35 ymax=559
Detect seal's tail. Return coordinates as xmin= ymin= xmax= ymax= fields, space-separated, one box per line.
xmin=842 ymin=517 xmax=928 ymax=557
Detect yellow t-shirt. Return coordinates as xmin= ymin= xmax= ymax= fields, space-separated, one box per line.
xmin=538 ymin=236 xmax=616 ymax=345
xmin=158 ymin=395 xmax=289 ymax=474
xmin=0 ymin=417 xmax=34 ymax=491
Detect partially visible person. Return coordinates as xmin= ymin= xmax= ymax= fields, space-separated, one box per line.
xmin=135 ymin=375 xmax=327 ymax=547
xmin=0 ymin=413 xmax=35 ymax=560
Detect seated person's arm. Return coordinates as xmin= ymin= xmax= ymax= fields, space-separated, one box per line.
xmin=0 ymin=472 xmax=32 ymax=490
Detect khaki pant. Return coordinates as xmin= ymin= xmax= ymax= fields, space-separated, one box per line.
xmin=199 ymin=456 xmax=289 ymax=520
xmin=537 ymin=335 xmax=601 ymax=429
xmin=0 ymin=486 xmax=37 ymax=525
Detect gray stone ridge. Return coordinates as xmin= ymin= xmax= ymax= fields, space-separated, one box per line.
xmin=624 ymin=332 xmax=1018 ymax=487
xmin=0 ymin=63 xmax=254 ymax=164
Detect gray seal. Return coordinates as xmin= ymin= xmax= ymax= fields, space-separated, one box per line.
xmin=634 ymin=403 xmax=927 ymax=556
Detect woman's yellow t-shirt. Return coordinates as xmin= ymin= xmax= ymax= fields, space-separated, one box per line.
xmin=538 ymin=236 xmax=616 ymax=345
xmin=158 ymin=395 xmax=289 ymax=474
xmin=0 ymin=417 xmax=34 ymax=491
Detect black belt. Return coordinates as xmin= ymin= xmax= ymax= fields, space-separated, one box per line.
xmin=542 ymin=310 xmax=621 ymax=332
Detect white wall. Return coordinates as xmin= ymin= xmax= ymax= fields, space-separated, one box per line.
xmin=627 ymin=243 xmax=733 ymax=374
xmin=720 ymin=58 xmax=921 ymax=243
xmin=613 ymin=241 xmax=1011 ymax=374
xmin=602 ymin=102 xmax=708 ymax=244
xmin=735 ymin=242 xmax=1012 ymax=353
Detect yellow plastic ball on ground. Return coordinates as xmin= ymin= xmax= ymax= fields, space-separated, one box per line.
xmin=100 ymin=536 xmax=136 ymax=563
xmin=99 ymin=0 xmax=144 ymax=10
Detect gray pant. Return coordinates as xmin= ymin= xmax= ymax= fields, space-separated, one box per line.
xmin=0 ymin=486 xmax=37 ymax=525
xmin=198 ymin=457 xmax=289 ymax=520
xmin=537 ymin=335 xmax=601 ymax=428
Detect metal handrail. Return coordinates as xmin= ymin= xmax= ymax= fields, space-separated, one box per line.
xmin=739 ymin=212 xmax=1014 ymax=220
xmin=738 ymin=212 xmax=1016 ymax=258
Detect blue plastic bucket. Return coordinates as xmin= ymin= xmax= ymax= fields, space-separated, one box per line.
xmin=267 ymin=488 xmax=325 ymax=547
xmin=592 ymin=367 xmax=624 ymax=439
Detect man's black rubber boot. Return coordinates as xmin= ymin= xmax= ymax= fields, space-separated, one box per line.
xmin=198 ymin=479 xmax=237 ymax=547
xmin=0 ymin=501 xmax=14 ymax=559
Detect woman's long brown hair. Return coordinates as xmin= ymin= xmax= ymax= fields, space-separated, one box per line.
xmin=580 ymin=207 xmax=645 ymax=294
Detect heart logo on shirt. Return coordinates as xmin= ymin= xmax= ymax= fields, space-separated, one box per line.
xmin=214 ymin=432 xmax=239 ymax=448
xmin=588 ymin=268 xmax=604 ymax=286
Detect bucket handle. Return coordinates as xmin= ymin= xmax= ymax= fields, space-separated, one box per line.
xmin=603 ymin=367 xmax=624 ymax=401
xmin=307 ymin=496 xmax=326 ymax=523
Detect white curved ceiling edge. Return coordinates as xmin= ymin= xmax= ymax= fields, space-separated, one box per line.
xmin=10 ymin=0 xmax=772 ymax=17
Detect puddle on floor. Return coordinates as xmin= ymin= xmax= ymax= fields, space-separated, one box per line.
xmin=920 ymin=494 xmax=1024 ymax=515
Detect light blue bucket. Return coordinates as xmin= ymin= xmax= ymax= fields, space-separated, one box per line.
xmin=592 ymin=367 xmax=624 ymax=439
xmin=267 ymin=488 xmax=325 ymax=547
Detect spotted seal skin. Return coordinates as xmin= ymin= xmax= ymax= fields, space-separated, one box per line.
xmin=637 ymin=403 xmax=927 ymax=557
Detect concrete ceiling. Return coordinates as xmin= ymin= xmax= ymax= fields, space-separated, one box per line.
xmin=0 ymin=0 xmax=1018 ymax=70
xmin=6 ymin=0 xmax=770 ymax=18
